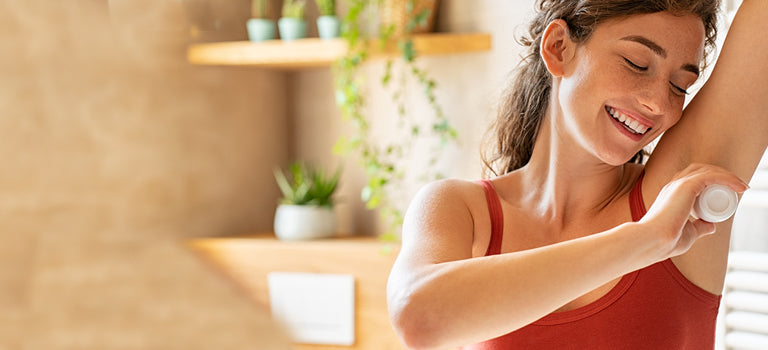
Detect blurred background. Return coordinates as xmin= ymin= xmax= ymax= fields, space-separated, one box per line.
xmin=1 ymin=1 xmax=293 ymax=349
xmin=0 ymin=0 xmax=523 ymax=348
xmin=1 ymin=0 xmax=764 ymax=349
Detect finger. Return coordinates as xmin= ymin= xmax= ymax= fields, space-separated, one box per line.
xmin=690 ymin=218 xmax=716 ymax=237
xmin=675 ymin=166 xmax=749 ymax=195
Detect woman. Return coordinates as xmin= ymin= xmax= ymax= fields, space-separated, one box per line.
xmin=387 ymin=0 xmax=768 ymax=349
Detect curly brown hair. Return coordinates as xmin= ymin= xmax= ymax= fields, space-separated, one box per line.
xmin=482 ymin=0 xmax=721 ymax=177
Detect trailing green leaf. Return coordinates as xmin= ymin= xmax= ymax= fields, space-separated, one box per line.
xmin=332 ymin=0 xmax=458 ymax=240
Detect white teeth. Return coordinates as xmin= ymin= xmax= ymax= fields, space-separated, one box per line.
xmin=607 ymin=107 xmax=649 ymax=135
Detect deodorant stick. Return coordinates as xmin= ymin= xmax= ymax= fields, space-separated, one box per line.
xmin=692 ymin=184 xmax=739 ymax=223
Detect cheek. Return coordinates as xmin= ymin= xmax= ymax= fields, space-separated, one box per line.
xmin=664 ymin=110 xmax=684 ymax=131
xmin=558 ymin=63 xmax=612 ymax=120
xmin=559 ymin=59 xmax=598 ymax=104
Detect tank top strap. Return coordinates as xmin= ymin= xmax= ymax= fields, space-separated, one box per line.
xmin=629 ymin=170 xmax=647 ymax=222
xmin=477 ymin=179 xmax=504 ymax=256
xmin=478 ymin=171 xmax=645 ymax=257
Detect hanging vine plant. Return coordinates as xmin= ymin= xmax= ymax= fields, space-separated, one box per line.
xmin=332 ymin=0 xmax=458 ymax=242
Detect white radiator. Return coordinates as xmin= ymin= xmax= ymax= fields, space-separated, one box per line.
xmin=723 ymin=251 xmax=768 ymax=350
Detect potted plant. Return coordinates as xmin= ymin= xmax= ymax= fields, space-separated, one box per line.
xmin=380 ymin=0 xmax=439 ymax=36
xmin=314 ymin=0 xmax=340 ymax=40
xmin=278 ymin=0 xmax=307 ymax=41
xmin=246 ymin=0 xmax=276 ymax=42
xmin=273 ymin=162 xmax=341 ymax=240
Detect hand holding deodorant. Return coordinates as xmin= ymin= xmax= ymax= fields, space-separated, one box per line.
xmin=692 ymin=184 xmax=739 ymax=223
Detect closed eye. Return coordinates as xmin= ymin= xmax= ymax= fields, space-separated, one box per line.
xmin=623 ymin=57 xmax=648 ymax=71
xmin=670 ymin=83 xmax=689 ymax=96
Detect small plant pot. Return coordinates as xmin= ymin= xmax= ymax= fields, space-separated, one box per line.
xmin=380 ymin=0 xmax=439 ymax=35
xmin=278 ymin=17 xmax=307 ymax=41
xmin=316 ymin=15 xmax=340 ymax=40
xmin=246 ymin=18 xmax=276 ymax=42
xmin=274 ymin=204 xmax=336 ymax=240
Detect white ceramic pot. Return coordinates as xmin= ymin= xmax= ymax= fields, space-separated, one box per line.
xmin=274 ymin=204 xmax=336 ymax=240
xmin=316 ymin=15 xmax=340 ymax=40
xmin=277 ymin=18 xmax=307 ymax=41
xmin=247 ymin=18 xmax=276 ymax=42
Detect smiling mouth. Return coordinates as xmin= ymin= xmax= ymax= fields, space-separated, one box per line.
xmin=606 ymin=106 xmax=651 ymax=135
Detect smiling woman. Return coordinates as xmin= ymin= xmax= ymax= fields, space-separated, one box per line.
xmin=386 ymin=0 xmax=768 ymax=349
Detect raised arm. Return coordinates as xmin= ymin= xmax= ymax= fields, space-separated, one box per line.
xmin=642 ymin=0 xmax=768 ymax=295
xmin=647 ymin=0 xmax=768 ymax=191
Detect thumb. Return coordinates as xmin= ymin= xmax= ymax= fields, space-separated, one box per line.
xmin=690 ymin=219 xmax=716 ymax=237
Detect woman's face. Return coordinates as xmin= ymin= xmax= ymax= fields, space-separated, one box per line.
xmin=555 ymin=11 xmax=705 ymax=165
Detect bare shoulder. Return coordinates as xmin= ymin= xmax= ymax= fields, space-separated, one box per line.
xmin=399 ymin=178 xmax=489 ymax=265
xmin=408 ymin=178 xmax=484 ymax=211
xmin=404 ymin=178 xmax=487 ymax=239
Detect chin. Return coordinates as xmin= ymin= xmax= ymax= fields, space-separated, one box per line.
xmin=604 ymin=159 xmax=630 ymax=167
xmin=596 ymin=150 xmax=639 ymax=166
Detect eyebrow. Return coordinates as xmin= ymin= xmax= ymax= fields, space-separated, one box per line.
xmin=620 ymin=35 xmax=700 ymax=76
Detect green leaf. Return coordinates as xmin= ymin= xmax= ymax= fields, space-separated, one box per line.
xmin=274 ymin=168 xmax=294 ymax=200
xmin=379 ymin=243 xmax=394 ymax=255
xmin=366 ymin=162 xmax=380 ymax=175
xmin=274 ymin=162 xmax=340 ymax=206
xmin=333 ymin=137 xmax=350 ymax=155
xmin=381 ymin=60 xmax=393 ymax=86
xmin=405 ymin=0 xmax=415 ymax=14
xmin=334 ymin=89 xmax=347 ymax=107
xmin=379 ymin=25 xmax=395 ymax=45
xmin=366 ymin=193 xmax=381 ymax=209
xmin=397 ymin=40 xmax=416 ymax=62
xmin=361 ymin=185 xmax=372 ymax=202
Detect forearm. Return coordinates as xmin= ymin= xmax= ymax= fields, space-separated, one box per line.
xmin=389 ymin=222 xmax=660 ymax=349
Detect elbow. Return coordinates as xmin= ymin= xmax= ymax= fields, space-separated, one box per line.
xmin=389 ymin=291 xmax=448 ymax=350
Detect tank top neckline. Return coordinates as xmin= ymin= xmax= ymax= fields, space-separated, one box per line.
xmin=476 ymin=171 xmax=647 ymax=255
xmin=537 ymin=172 xmax=645 ymax=324
xmin=476 ymin=171 xmax=687 ymax=324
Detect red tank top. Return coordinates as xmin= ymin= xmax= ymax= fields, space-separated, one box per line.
xmin=465 ymin=172 xmax=721 ymax=349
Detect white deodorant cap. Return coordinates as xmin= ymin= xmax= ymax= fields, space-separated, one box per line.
xmin=692 ymin=184 xmax=739 ymax=223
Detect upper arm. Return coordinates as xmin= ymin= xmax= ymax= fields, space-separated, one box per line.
xmin=395 ymin=179 xmax=477 ymax=266
xmin=646 ymin=0 xmax=768 ymax=190
xmin=388 ymin=179 xmax=478 ymax=287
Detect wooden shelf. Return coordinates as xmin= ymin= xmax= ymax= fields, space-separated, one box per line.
xmin=187 ymin=233 xmax=403 ymax=349
xmin=187 ymin=33 xmax=492 ymax=70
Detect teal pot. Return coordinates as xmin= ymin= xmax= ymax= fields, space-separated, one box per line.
xmin=278 ymin=17 xmax=307 ymax=41
xmin=274 ymin=204 xmax=336 ymax=240
xmin=246 ymin=18 xmax=276 ymax=42
xmin=316 ymin=15 xmax=340 ymax=40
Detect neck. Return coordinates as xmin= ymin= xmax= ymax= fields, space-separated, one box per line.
xmin=516 ymin=101 xmax=629 ymax=230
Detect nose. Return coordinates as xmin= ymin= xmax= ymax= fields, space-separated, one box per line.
xmin=637 ymin=78 xmax=672 ymax=115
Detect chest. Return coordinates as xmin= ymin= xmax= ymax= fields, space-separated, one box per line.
xmin=469 ymin=195 xmax=635 ymax=312
xmin=470 ymin=194 xmax=634 ymax=257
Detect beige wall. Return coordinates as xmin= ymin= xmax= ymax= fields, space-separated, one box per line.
xmin=1 ymin=1 xmax=291 ymax=348
xmin=0 ymin=0 xmax=537 ymax=348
